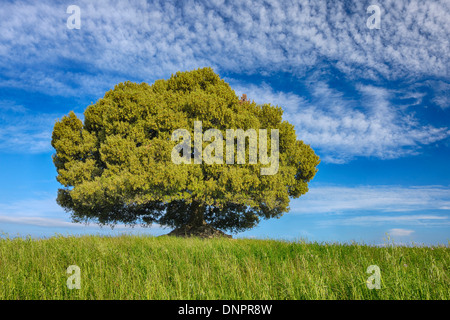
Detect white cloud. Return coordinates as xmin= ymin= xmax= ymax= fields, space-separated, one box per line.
xmin=290 ymin=185 xmax=450 ymax=215
xmin=0 ymin=197 xmax=63 ymax=217
xmin=230 ymin=80 xmax=450 ymax=163
xmin=0 ymin=214 xmax=162 ymax=230
xmin=0 ymin=0 xmax=449 ymax=96
xmin=388 ymin=228 xmax=415 ymax=236
xmin=0 ymin=196 xmax=163 ymax=230
xmin=228 ymin=80 xmax=308 ymax=114
xmin=0 ymin=106 xmax=59 ymax=154
xmin=320 ymin=214 xmax=448 ymax=227
xmin=0 ymin=100 xmax=28 ymax=113
xmin=351 ymin=215 xmax=447 ymax=223
xmin=424 ymin=80 xmax=450 ymax=110
xmin=0 ymin=0 xmax=448 ymax=159
xmin=0 ymin=195 xmax=85 ymax=228
xmin=0 ymin=215 xmax=83 ymax=228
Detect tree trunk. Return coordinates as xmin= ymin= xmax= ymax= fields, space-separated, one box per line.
xmin=188 ymin=201 xmax=206 ymax=227
xmin=165 ymin=201 xmax=232 ymax=238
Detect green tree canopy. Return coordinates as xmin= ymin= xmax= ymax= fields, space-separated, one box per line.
xmin=51 ymin=67 xmax=320 ymax=234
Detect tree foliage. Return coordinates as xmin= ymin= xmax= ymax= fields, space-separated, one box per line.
xmin=51 ymin=67 xmax=320 ymax=233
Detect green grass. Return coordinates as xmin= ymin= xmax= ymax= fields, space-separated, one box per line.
xmin=0 ymin=234 xmax=448 ymax=299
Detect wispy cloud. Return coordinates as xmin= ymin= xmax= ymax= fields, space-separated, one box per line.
xmin=231 ymin=80 xmax=450 ymax=163
xmin=0 ymin=197 xmax=63 ymax=217
xmin=388 ymin=228 xmax=415 ymax=237
xmin=0 ymin=100 xmax=62 ymax=154
xmin=424 ymin=80 xmax=450 ymax=110
xmin=1 ymin=0 xmax=448 ymax=160
xmin=0 ymin=215 xmax=83 ymax=228
xmin=290 ymin=185 xmax=450 ymax=214
xmin=0 ymin=214 xmax=162 ymax=230
xmin=0 ymin=196 xmax=162 ymax=230
xmin=0 ymin=100 xmax=28 ymax=113
xmin=322 ymin=214 xmax=448 ymax=227
xmin=0 ymin=0 xmax=448 ymax=96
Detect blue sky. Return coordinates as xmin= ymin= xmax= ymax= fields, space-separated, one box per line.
xmin=0 ymin=0 xmax=449 ymax=245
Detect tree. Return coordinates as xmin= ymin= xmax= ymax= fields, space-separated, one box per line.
xmin=51 ymin=67 xmax=320 ymax=237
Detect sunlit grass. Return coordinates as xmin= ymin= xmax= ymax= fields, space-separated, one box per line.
xmin=0 ymin=234 xmax=448 ymax=299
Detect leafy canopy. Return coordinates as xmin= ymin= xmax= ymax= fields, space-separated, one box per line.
xmin=51 ymin=67 xmax=320 ymax=232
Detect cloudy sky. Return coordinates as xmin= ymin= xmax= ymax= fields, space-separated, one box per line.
xmin=0 ymin=0 xmax=449 ymax=245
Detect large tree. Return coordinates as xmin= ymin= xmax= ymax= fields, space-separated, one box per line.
xmin=51 ymin=67 xmax=319 ymax=237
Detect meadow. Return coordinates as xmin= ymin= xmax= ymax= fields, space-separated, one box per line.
xmin=0 ymin=234 xmax=448 ymax=300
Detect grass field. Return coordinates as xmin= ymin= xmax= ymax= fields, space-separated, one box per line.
xmin=0 ymin=234 xmax=448 ymax=300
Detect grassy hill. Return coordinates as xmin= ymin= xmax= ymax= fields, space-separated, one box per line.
xmin=0 ymin=234 xmax=448 ymax=299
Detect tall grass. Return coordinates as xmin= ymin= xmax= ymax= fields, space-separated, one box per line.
xmin=0 ymin=234 xmax=448 ymax=299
